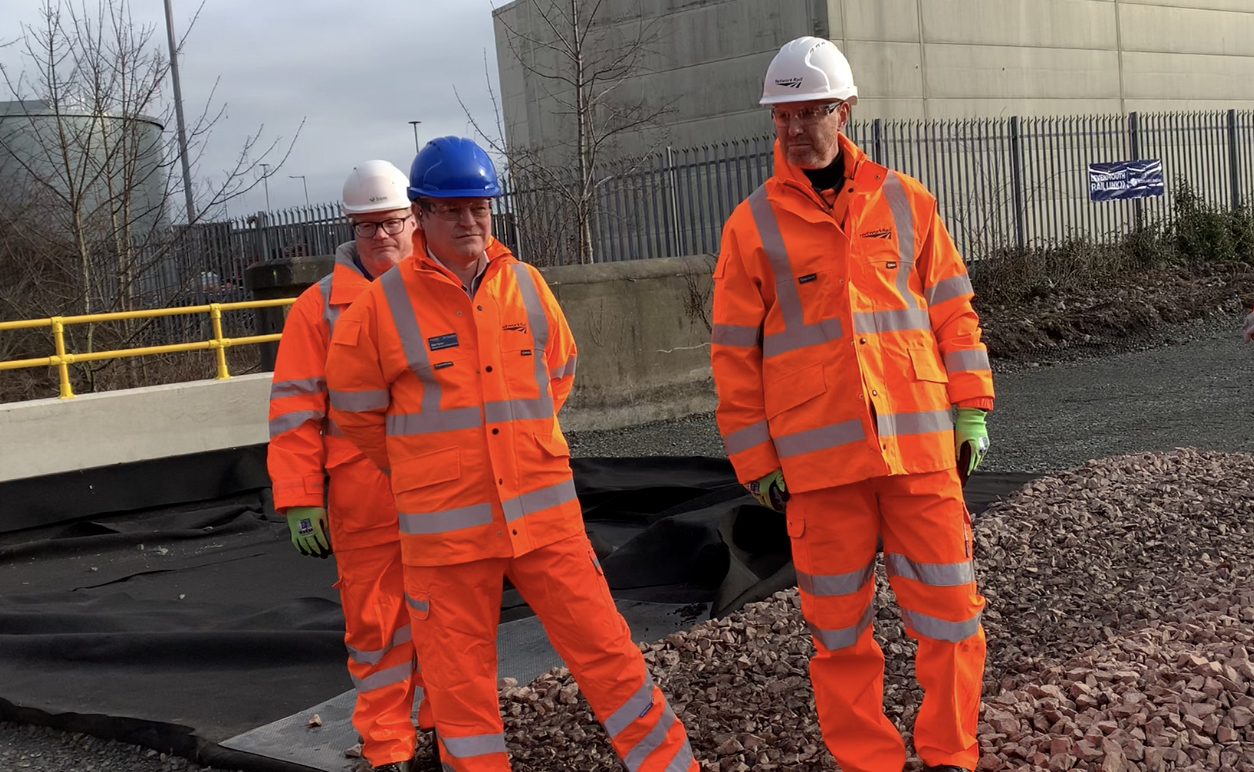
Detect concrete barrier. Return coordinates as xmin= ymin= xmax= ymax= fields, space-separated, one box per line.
xmin=1 ymin=256 xmax=720 ymax=481
xmin=0 ymin=374 xmax=271 ymax=483
xmin=539 ymin=254 xmax=718 ymax=432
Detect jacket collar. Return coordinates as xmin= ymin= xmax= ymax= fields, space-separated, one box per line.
xmin=327 ymin=242 xmax=372 ymax=306
xmin=769 ymin=133 xmax=888 ymax=203
xmin=409 ymin=230 xmax=515 ymax=278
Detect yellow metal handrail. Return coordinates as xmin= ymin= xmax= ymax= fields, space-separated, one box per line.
xmin=0 ymin=298 xmax=298 ymax=398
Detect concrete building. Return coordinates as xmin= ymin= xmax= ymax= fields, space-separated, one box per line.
xmin=494 ymin=0 xmax=1254 ymax=164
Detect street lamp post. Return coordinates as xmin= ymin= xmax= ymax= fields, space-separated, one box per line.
xmin=409 ymin=120 xmax=422 ymax=153
xmin=163 ymin=0 xmax=196 ymax=223
xmin=259 ymin=163 xmax=272 ymax=213
xmin=289 ymin=175 xmax=309 ymax=207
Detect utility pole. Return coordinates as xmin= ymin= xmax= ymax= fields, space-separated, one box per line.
xmin=409 ymin=120 xmax=422 ymax=153
xmin=259 ymin=163 xmax=272 ymax=213
xmin=289 ymin=175 xmax=309 ymax=207
xmin=163 ymin=0 xmax=196 ymax=223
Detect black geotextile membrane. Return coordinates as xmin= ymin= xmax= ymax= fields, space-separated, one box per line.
xmin=0 ymin=448 xmax=1035 ymax=770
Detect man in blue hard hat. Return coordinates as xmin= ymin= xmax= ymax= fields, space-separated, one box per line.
xmin=325 ymin=136 xmax=700 ymax=772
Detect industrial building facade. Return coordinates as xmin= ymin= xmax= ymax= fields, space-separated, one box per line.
xmin=494 ymin=0 xmax=1254 ymax=164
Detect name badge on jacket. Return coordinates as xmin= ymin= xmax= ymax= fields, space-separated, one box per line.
xmin=428 ymin=333 xmax=459 ymax=351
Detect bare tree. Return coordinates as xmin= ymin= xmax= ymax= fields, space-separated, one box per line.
xmin=480 ymin=0 xmax=672 ymax=264
xmin=0 ymin=0 xmax=301 ymax=397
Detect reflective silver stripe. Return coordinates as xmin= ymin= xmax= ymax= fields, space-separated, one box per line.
xmin=943 ymin=348 xmax=990 ymax=373
xmin=318 ymin=274 xmax=340 ymax=337
xmin=501 ymin=478 xmax=577 ymax=523
xmin=380 ymin=268 xmax=440 ymax=413
xmin=797 ymin=561 xmax=876 ymax=597
xmin=510 ymin=264 xmax=556 ymax=412
xmin=852 ymin=308 xmax=931 ymax=334
xmin=901 ymin=608 xmax=982 ymax=642
xmin=405 ymin=594 xmax=428 ymax=614
xmin=269 ymin=409 xmax=323 ymax=438
xmin=723 ymin=420 xmax=772 ymax=456
xmin=623 ymin=704 xmax=678 ymax=772
xmin=774 ymin=418 xmax=864 ymax=458
xmin=270 ymin=377 xmax=326 ymax=399
xmin=329 ymin=388 xmax=389 ymax=412
xmin=351 ymin=660 xmax=411 ymax=693
xmin=399 ymin=504 xmax=495 ymax=535
xmin=386 ymin=406 xmax=482 ymax=435
xmin=885 ymin=554 xmax=974 ymax=587
xmin=334 ymin=241 xmax=360 ymax=272
xmin=748 ymin=186 xmax=844 ymax=358
xmin=661 ymin=742 xmax=696 ymax=772
xmin=882 ymin=172 xmax=917 ymax=310
xmin=484 ymin=397 xmax=553 ymax=424
xmin=605 ymin=674 xmax=655 ymax=737
xmin=925 ymin=273 xmax=974 ymax=306
xmin=347 ymin=624 xmax=413 ymax=667
xmin=764 ymin=317 xmax=844 ymax=358
xmin=325 ymin=418 xmax=345 ymax=437
xmin=441 ymin=733 xmax=508 ymax=759
xmin=808 ymin=603 xmax=875 ymax=651
xmin=876 ymin=409 xmax=953 ymax=438
xmin=553 ymin=355 xmax=577 ymax=379
xmin=712 ymin=323 xmax=759 ymax=348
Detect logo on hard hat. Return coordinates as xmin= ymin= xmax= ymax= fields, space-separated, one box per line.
xmin=775 ymin=77 xmax=803 ymax=89
xmin=368 ymin=195 xmax=387 ymax=202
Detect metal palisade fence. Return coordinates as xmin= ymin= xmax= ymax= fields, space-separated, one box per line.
xmin=496 ymin=109 xmax=1254 ymax=265
xmin=138 ymin=108 xmax=1254 ymax=304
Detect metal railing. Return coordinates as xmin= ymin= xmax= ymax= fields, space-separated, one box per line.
xmin=0 ymin=298 xmax=296 ymax=399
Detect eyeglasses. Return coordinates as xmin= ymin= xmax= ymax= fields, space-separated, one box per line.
xmin=424 ymin=202 xmax=493 ymax=222
xmin=770 ymin=102 xmax=843 ymax=126
xmin=352 ymin=216 xmax=412 ymax=238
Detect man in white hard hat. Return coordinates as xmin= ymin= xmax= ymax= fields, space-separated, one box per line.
xmin=710 ymin=37 xmax=994 ymax=772
xmin=268 ymin=160 xmax=434 ymax=772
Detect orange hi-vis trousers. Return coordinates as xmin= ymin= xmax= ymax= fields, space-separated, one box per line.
xmin=336 ymin=541 xmax=433 ymax=767
xmin=787 ymin=468 xmax=986 ymax=772
xmin=401 ymin=534 xmax=698 ymax=772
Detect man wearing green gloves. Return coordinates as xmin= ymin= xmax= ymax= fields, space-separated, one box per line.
xmin=267 ymin=161 xmax=434 ymax=771
xmin=712 ymin=36 xmax=995 ymax=772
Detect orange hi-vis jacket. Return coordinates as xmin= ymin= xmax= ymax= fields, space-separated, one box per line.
xmin=711 ymin=134 xmax=995 ymax=494
xmin=267 ymin=242 xmax=399 ymax=550
xmin=324 ymin=236 xmax=581 ymax=567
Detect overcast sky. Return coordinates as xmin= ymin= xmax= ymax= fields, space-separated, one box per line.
xmin=0 ymin=0 xmax=506 ymax=217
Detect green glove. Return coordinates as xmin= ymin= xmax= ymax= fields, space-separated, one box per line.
xmin=747 ymin=469 xmax=789 ymax=513
xmin=286 ymin=507 xmax=332 ymax=558
xmin=954 ymin=407 xmax=990 ymax=486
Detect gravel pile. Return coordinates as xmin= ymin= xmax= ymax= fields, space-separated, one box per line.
xmin=490 ymin=449 xmax=1254 ymax=771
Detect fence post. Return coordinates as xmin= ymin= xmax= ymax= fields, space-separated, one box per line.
xmin=210 ymin=303 xmax=230 ymax=380
xmin=1128 ymin=111 xmax=1144 ymax=231
xmin=1228 ymin=108 xmax=1242 ymax=210
xmin=872 ymin=118 xmax=883 ymax=165
xmin=1009 ymin=116 xmax=1027 ymax=251
xmin=51 ymin=317 xmax=74 ymax=399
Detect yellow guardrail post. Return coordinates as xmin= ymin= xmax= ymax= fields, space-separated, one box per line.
xmin=51 ymin=317 xmax=74 ymax=399
xmin=209 ymin=303 xmax=230 ymax=380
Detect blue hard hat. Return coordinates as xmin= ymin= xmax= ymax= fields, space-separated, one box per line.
xmin=407 ymin=136 xmax=501 ymax=199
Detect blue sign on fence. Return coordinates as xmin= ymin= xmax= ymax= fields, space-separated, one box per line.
xmin=1088 ymin=159 xmax=1165 ymax=202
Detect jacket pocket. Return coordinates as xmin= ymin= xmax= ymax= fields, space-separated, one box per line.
xmin=908 ymin=345 xmax=949 ymax=384
xmin=392 ymin=446 xmax=460 ymax=493
xmin=765 ymin=362 xmax=827 ymax=419
xmin=534 ymin=429 xmax=571 ymax=459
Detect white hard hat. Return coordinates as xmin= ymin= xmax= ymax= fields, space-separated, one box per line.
xmin=760 ymin=36 xmax=858 ymax=106
xmin=341 ymin=160 xmax=411 ymax=215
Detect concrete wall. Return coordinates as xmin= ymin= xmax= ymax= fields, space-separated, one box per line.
xmin=0 ymin=257 xmax=718 ymax=480
xmin=540 ymin=254 xmax=716 ymax=432
xmin=495 ymin=0 xmax=1254 ymax=164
